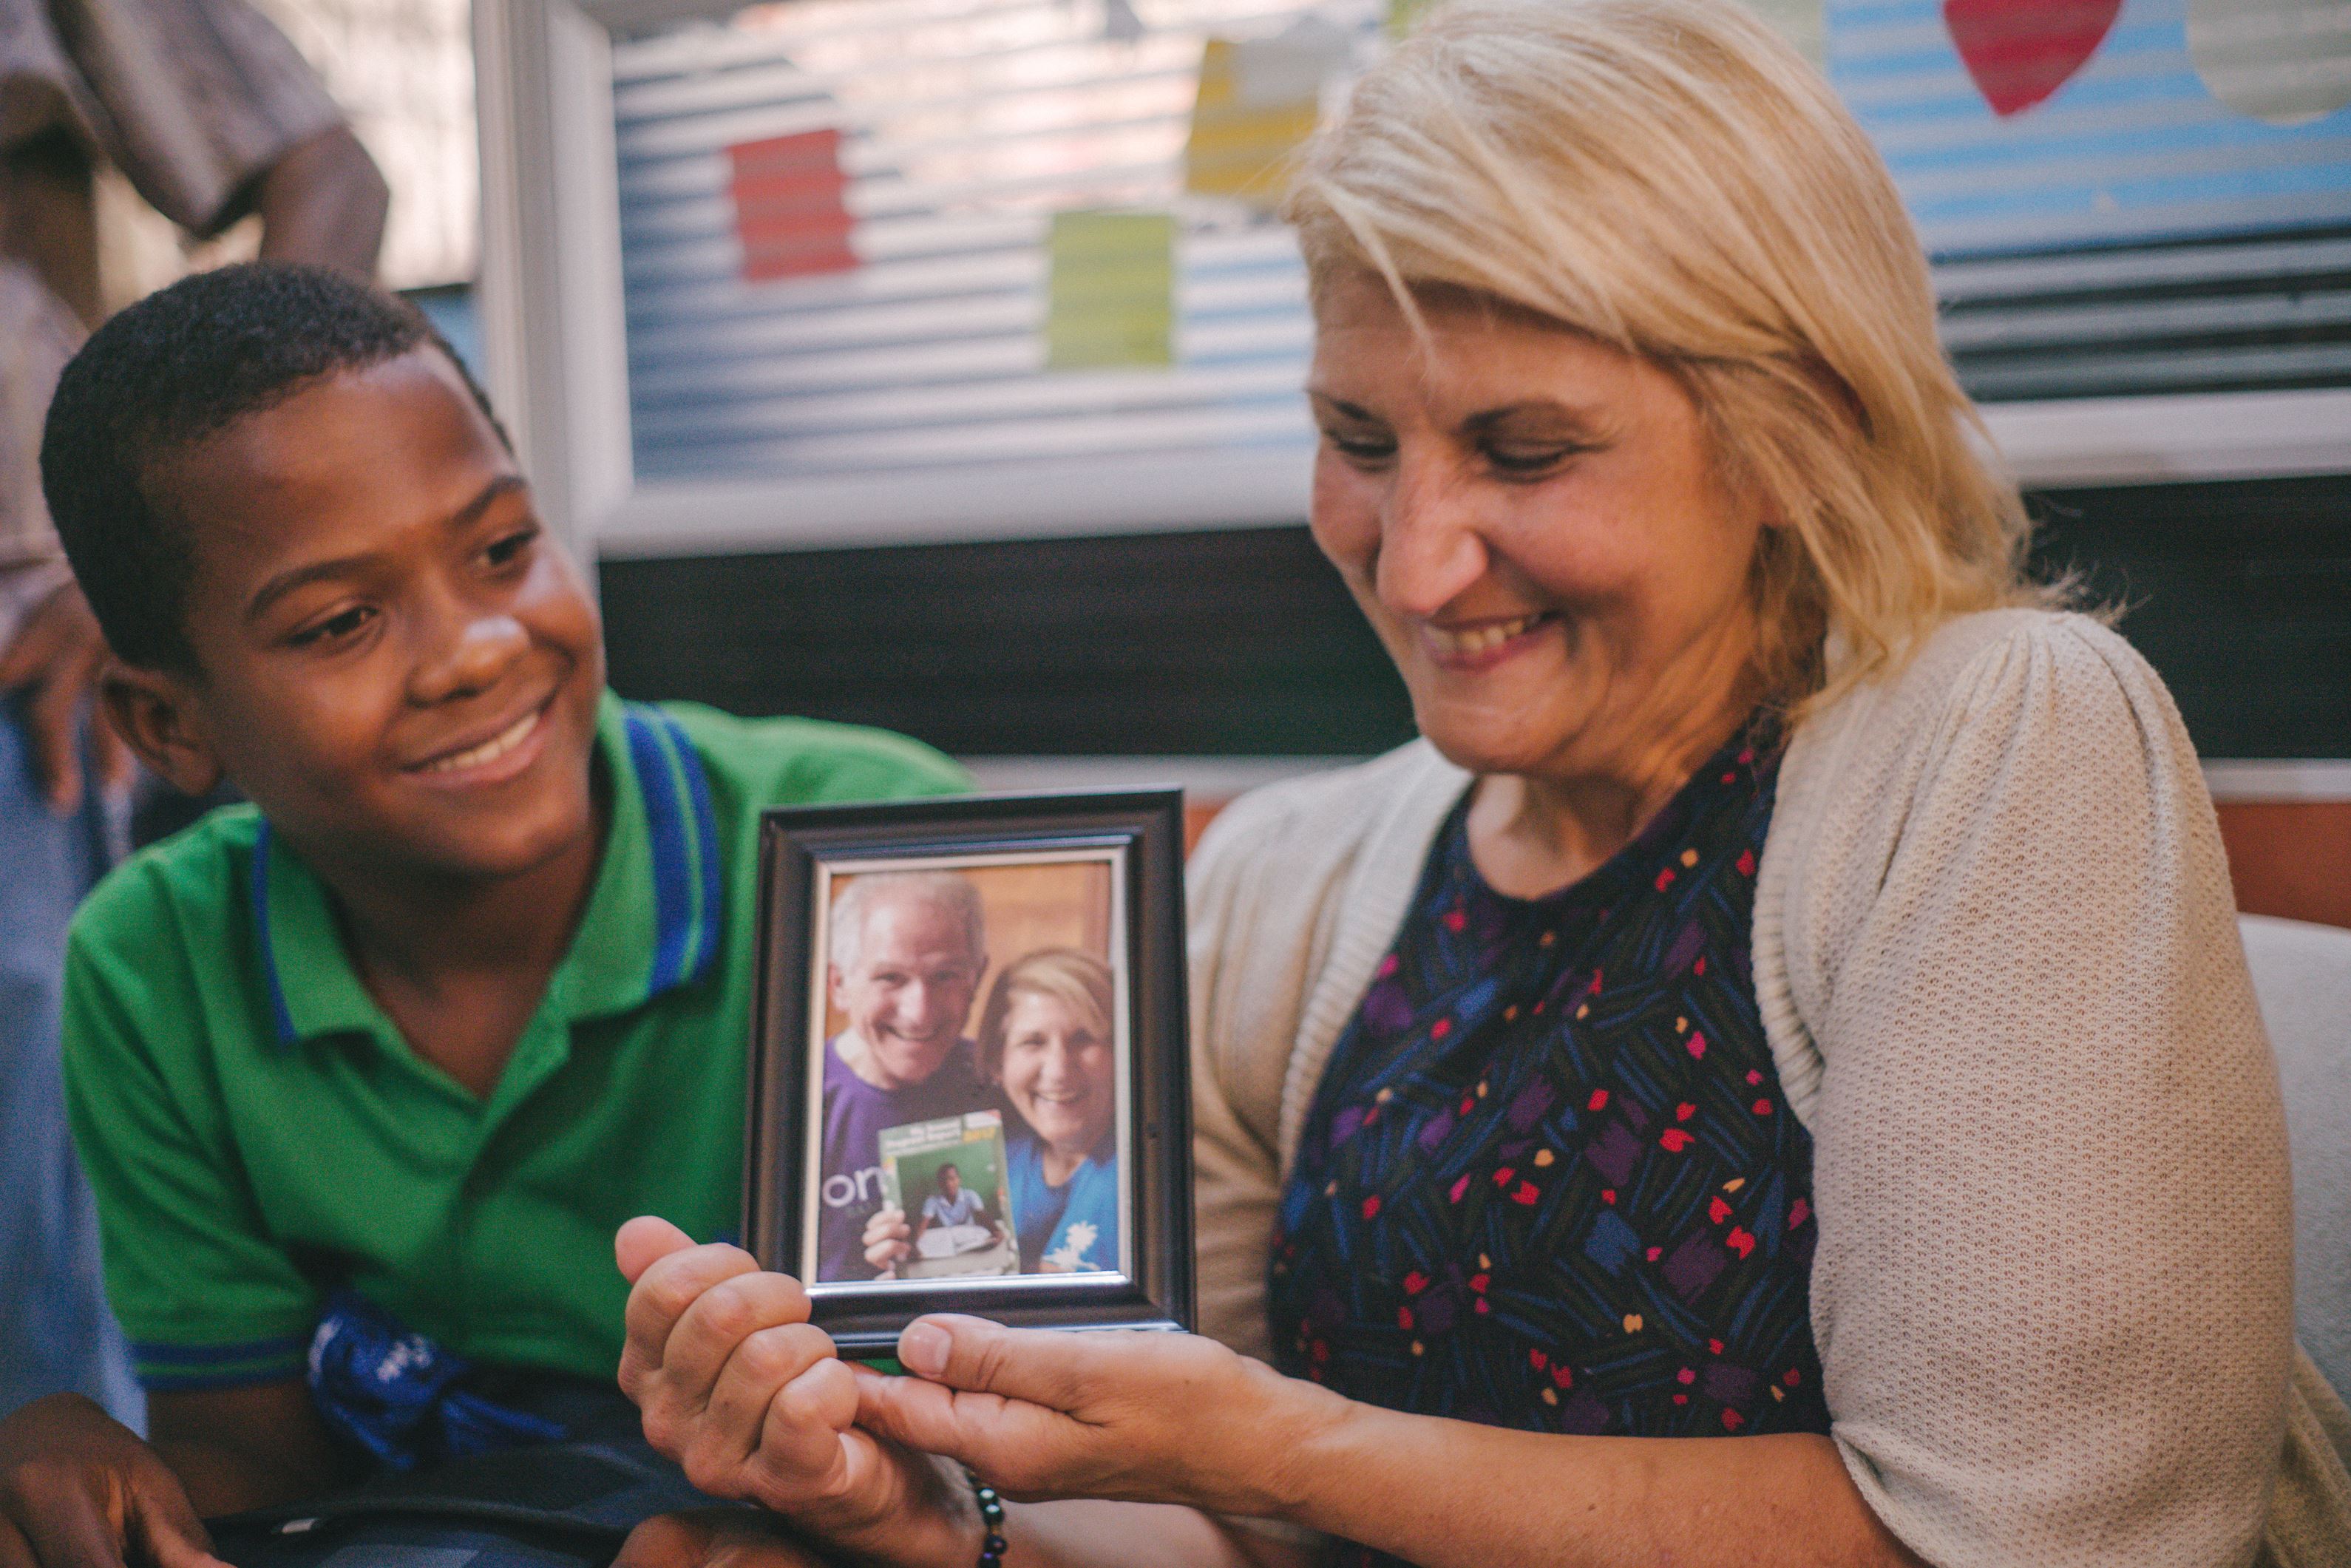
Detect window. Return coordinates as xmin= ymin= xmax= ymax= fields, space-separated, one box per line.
xmin=481 ymin=0 xmax=2350 ymax=555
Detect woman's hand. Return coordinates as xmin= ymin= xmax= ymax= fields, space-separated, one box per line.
xmin=861 ymin=1206 xmax=910 ymax=1274
xmin=0 ymin=1394 xmax=229 ymax=1568
xmin=855 ymin=1314 xmax=1347 ymax=1520
xmin=613 ymin=1218 xmax=977 ymax=1568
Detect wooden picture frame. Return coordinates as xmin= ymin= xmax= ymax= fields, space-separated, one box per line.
xmin=746 ymin=790 xmax=1193 ymax=1354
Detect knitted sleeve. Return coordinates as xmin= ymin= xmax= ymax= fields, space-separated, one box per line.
xmin=1186 ymin=777 xmax=1321 ymax=1365
xmin=1772 ymin=611 xmax=2293 ymax=1567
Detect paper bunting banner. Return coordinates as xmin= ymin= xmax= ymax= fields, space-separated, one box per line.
xmin=1388 ymin=0 xmax=1439 ymax=38
xmin=727 ymin=128 xmax=857 ymax=282
xmin=1045 ymin=210 xmax=1176 ymax=370
xmin=2189 ymin=0 xmax=2351 ymax=126
xmin=1942 ymin=0 xmax=2122 ymax=118
xmin=1743 ymin=0 xmax=1825 ymax=68
xmin=1183 ymin=21 xmax=1351 ymax=204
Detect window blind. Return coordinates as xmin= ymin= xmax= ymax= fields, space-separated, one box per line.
xmin=605 ymin=0 xmax=2350 ymax=533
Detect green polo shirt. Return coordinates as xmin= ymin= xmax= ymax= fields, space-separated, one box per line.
xmin=63 ymin=694 xmax=966 ymax=1392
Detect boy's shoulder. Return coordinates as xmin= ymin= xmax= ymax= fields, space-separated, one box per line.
xmin=69 ymin=801 xmax=265 ymax=965
xmin=647 ymin=699 xmax=969 ymax=807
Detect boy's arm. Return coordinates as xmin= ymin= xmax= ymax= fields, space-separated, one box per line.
xmin=34 ymin=901 xmax=348 ymax=1513
xmin=149 ymin=1383 xmax=351 ymax=1515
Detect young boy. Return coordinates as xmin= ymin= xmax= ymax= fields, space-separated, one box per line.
xmin=0 ymin=262 xmax=966 ymax=1559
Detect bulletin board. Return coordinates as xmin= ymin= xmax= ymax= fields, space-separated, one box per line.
xmin=475 ymin=0 xmax=2351 ymax=559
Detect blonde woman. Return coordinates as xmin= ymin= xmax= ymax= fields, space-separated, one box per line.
xmin=613 ymin=2 xmax=2350 ymax=1564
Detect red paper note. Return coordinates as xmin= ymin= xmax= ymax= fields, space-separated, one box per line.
xmin=727 ymin=129 xmax=856 ymax=282
xmin=1943 ymin=0 xmax=2122 ymax=118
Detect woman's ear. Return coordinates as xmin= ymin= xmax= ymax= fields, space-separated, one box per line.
xmin=100 ymin=663 xmax=223 ymax=798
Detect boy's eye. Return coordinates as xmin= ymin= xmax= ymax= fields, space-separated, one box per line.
xmin=484 ymin=526 xmax=538 ymax=569
xmin=288 ymin=605 xmax=376 ymax=648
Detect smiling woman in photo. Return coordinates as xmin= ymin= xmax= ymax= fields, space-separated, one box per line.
xmin=980 ymin=949 xmax=1120 ymax=1275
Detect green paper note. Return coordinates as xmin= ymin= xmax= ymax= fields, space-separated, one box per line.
xmin=1047 ymin=210 xmax=1176 ymax=371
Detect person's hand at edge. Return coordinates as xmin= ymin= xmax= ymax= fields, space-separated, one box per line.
xmin=855 ymin=1314 xmax=1347 ymax=1521
xmin=861 ymin=1206 xmax=910 ymax=1275
xmin=0 ymin=1394 xmax=233 ymax=1568
xmin=0 ymin=582 xmax=130 ymax=814
xmin=613 ymin=1217 xmax=979 ymax=1568
xmin=610 ymin=1509 xmax=828 ymax=1568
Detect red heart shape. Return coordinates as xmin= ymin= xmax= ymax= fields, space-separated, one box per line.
xmin=1944 ymin=0 xmax=2122 ymax=117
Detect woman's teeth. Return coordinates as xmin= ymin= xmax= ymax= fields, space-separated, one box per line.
xmin=1429 ymin=614 xmax=1542 ymax=654
xmin=424 ymin=710 xmax=538 ymax=773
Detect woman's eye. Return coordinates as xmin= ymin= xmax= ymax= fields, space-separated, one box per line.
xmin=288 ymin=605 xmax=375 ymax=648
xmin=485 ymin=526 xmax=538 ymax=569
xmin=1320 ymin=429 xmax=1396 ymax=464
xmin=1484 ymin=444 xmax=1577 ymax=477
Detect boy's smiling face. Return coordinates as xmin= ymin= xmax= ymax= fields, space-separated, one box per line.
xmin=118 ymin=347 xmax=605 ymax=883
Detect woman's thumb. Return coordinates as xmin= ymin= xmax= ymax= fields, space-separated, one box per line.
xmin=614 ymin=1215 xmax=699 ymax=1283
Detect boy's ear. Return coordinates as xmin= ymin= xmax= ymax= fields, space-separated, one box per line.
xmin=100 ymin=663 xmax=224 ymax=798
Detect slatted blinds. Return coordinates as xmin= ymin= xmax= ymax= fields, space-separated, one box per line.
xmin=607 ymin=0 xmax=2351 ymax=526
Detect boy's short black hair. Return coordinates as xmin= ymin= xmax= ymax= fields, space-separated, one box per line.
xmin=40 ymin=261 xmax=509 ymax=672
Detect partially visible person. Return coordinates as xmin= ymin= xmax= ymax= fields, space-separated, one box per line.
xmin=866 ymin=948 xmax=1120 ymax=1276
xmin=0 ymin=0 xmax=387 ymax=1427
xmin=818 ymin=872 xmax=1003 ymax=1283
xmin=0 ymin=263 xmax=965 ymax=1565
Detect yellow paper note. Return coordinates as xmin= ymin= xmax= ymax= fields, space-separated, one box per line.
xmin=1387 ymin=0 xmax=1441 ymax=38
xmin=1184 ymin=24 xmax=1348 ymax=204
xmin=1742 ymin=0 xmax=1824 ymax=68
xmin=1046 ymin=210 xmax=1176 ymax=371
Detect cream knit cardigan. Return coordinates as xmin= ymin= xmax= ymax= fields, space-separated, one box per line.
xmin=1185 ymin=608 xmax=2350 ymax=1567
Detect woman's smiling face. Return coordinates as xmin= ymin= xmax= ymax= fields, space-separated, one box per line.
xmin=1306 ymin=274 xmax=1768 ymax=788
xmin=997 ymin=989 xmax=1115 ymax=1158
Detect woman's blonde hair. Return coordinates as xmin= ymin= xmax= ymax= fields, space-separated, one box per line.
xmin=977 ymin=948 xmax=1116 ymax=1082
xmin=1286 ymin=0 xmax=2046 ymax=707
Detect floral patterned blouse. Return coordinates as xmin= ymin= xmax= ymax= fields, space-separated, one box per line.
xmin=1267 ymin=722 xmax=1830 ymax=1563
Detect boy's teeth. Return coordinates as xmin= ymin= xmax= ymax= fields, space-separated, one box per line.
xmin=425 ymin=710 xmax=537 ymax=773
xmin=1432 ymin=614 xmax=1540 ymax=654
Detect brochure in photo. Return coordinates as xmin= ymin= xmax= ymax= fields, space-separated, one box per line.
xmin=879 ymin=1111 xmax=1019 ymax=1279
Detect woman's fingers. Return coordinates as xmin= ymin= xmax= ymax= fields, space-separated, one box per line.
xmin=659 ymin=1272 xmax=814 ymax=1409
xmin=898 ymin=1315 xmax=1107 ymax=1411
xmin=752 ymin=1357 xmax=865 ymax=1489
xmin=617 ymin=1216 xmax=699 ymax=1284
xmin=619 ymin=1238 xmax=763 ymax=1397
xmin=692 ymin=1322 xmax=839 ymax=1487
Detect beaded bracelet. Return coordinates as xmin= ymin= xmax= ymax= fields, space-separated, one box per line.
xmin=966 ymin=1468 xmax=1008 ymax=1567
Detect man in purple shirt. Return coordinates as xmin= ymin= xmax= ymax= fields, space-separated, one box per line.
xmin=817 ymin=871 xmax=1000 ymax=1281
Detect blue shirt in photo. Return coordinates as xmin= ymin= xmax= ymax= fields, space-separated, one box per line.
xmin=1005 ymin=1132 xmax=1119 ymax=1273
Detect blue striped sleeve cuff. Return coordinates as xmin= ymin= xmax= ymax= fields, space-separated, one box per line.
xmin=129 ymin=1333 xmax=310 ymax=1391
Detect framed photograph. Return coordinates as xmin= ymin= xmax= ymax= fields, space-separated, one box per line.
xmin=745 ymin=790 xmax=1193 ymax=1354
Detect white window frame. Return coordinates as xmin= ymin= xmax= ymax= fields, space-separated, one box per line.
xmin=475 ymin=0 xmax=2351 ymax=563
